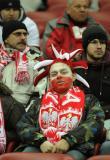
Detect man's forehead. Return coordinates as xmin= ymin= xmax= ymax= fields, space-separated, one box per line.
xmin=12 ymin=29 xmax=27 ymax=33
xmin=90 ymin=38 xmax=106 ymax=42
xmin=3 ymin=7 xmax=19 ymax=10
xmin=71 ymin=0 xmax=90 ymax=5
xmin=50 ymin=62 xmax=70 ymax=72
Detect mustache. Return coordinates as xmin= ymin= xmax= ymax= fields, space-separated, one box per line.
xmin=18 ymin=41 xmax=26 ymax=45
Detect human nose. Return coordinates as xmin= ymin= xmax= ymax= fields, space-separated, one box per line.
xmin=97 ymin=42 xmax=102 ymax=48
xmin=80 ymin=6 xmax=84 ymax=11
xmin=8 ymin=9 xmax=14 ymax=15
xmin=56 ymin=72 xmax=62 ymax=79
xmin=80 ymin=6 xmax=86 ymax=12
xmin=20 ymin=33 xmax=27 ymax=40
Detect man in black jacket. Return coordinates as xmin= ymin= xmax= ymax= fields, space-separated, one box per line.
xmin=80 ymin=24 xmax=110 ymax=155
xmin=79 ymin=24 xmax=110 ymax=118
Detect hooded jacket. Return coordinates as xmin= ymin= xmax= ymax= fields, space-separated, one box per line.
xmin=0 ymin=7 xmax=40 ymax=47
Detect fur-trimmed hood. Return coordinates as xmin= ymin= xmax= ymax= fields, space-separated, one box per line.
xmin=0 ymin=7 xmax=26 ymax=26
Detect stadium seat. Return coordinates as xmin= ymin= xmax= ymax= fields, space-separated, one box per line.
xmin=87 ymin=155 xmax=110 ymax=160
xmin=0 ymin=152 xmax=74 ymax=160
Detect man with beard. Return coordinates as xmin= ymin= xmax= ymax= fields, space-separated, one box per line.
xmin=0 ymin=20 xmax=46 ymax=107
xmin=78 ymin=24 xmax=110 ymax=154
xmin=16 ymin=45 xmax=104 ymax=160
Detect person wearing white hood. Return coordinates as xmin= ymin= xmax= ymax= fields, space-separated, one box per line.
xmin=0 ymin=0 xmax=40 ymax=48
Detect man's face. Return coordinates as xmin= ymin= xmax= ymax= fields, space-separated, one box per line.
xmin=49 ymin=62 xmax=76 ymax=94
xmin=87 ymin=39 xmax=106 ymax=62
xmin=0 ymin=8 xmax=19 ymax=21
xmin=66 ymin=0 xmax=89 ymax=22
xmin=5 ymin=29 xmax=28 ymax=51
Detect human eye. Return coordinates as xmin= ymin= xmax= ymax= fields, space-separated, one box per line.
xmin=13 ymin=32 xmax=28 ymax=37
xmin=13 ymin=32 xmax=21 ymax=36
xmin=90 ymin=40 xmax=98 ymax=44
xmin=5 ymin=8 xmax=10 ymax=11
xmin=75 ymin=5 xmax=81 ymax=9
xmin=61 ymin=69 xmax=68 ymax=75
xmin=13 ymin=8 xmax=19 ymax=11
xmin=100 ymin=40 xmax=106 ymax=44
xmin=83 ymin=4 xmax=89 ymax=9
xmin=23 ymin=33 xmax=28 ymax=36
xmin=50 ymin=72 xmax=57 ymax=77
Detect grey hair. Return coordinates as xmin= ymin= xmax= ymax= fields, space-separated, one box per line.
xmin=67 ymin=0 xmax=91 ymax=5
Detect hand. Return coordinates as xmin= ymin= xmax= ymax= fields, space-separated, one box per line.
xmin=52 ymin=139 xmax=70 ymax=153
xmin=40 ymin=141 xmax=54 ymax=153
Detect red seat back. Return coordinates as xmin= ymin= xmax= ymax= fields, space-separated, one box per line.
xmin=0 ymin=152 xmax=74 ymax=160
xmin=87 ymin=155 xmax=110 ymax=160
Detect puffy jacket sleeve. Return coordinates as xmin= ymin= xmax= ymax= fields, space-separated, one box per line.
xmin=16 ymin=98 xmax=46 ymax=146
xmin=42 ymin=19 xmax=64 ymax=59
xmin=62 ymin=94 xmax=105 ymax=147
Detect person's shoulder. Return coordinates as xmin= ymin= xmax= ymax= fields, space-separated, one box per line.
xmin=22 ymin=16 xmax=37 ymax=26
xmin=47 ymin=15 xmax=66 ymax=27
xmin=47 ymin=17 xmax=59 ymax=26
xmin=85 ymin=94 xmax=98 ymax=101
xmin=85 ymin=94 xmax=102 ymax=110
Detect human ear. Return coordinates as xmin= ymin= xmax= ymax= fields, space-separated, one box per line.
xmin=72 ymin=73 xmax=76 ymax=82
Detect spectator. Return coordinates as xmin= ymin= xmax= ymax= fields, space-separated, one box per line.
xmin=77 ymin=24 xmax=110 ymax=155
xmin=42 ymin=0 xmax=96 ymax=59
xmin=0 ymin=82 xmax=25 ymax=150
xmin=80 ymin=24 xmax=110 ymax=119
xmin=0 ymin=0 xmax=40 ymax=47
xmin=16 ymin=46 xmax=104 ymax=160
xmin=0 ymin=20 xmax=46 ymax=107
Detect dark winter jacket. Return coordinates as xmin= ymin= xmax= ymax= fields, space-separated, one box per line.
xmin=0 ymin=82 xmax=25 ymax=143
xmin=77 ymin=49 xmax=110 ymax=118
xmin=16 ymin=94 xmax=105 ymax=156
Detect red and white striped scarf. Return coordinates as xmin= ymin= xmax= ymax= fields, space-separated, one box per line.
xmin=39 ymin=86 xmax=85 ymax=144
xmin=0 ymin=44 xmax=30 ymax=84
xmin=0 ymin=99 xmax=6 ymax=154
